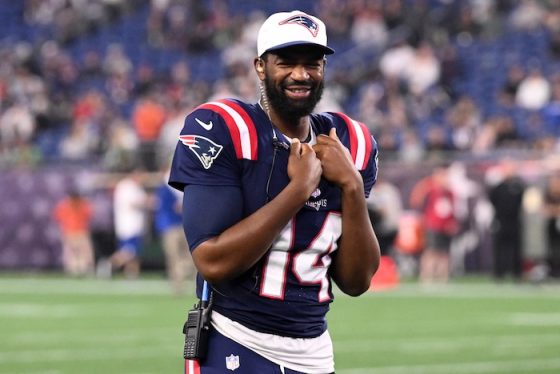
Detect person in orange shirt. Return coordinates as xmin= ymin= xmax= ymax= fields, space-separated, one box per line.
xmin=132 ymin=94 xmax=167 ymax=171
xmin=53 ymin=189 xmax=94 ymax=276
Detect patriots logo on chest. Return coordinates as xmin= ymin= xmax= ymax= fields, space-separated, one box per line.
xmin=179 ymin=135 xmax=223 ymax=169
xmin=279 ymin=15 xmax=319 ymax=37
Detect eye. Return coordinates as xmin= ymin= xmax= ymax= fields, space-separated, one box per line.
xmin=277 ymin=62 xmax=293 ymax=68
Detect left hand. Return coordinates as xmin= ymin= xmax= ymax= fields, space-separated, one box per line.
xmin=312 ymin=127 xmax=361 ymax=189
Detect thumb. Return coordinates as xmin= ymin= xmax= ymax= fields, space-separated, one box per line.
xmin=329 ymin=127 xmax=339 ymax=140
xmin=290 ymin=138 xmax=301 ymax=157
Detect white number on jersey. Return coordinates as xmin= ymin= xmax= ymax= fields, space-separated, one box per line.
xmin=259 ymin=213 xmax=342 ymax=301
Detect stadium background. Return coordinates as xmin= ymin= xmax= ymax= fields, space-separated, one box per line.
xmin=1 ymin=1 xmax=560 ymax=374
xmin=1 ymin=0 xmax=558 ymax=275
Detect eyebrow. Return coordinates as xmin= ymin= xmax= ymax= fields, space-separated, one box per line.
xmin=272 ymin=46 xmax=325 ymax=60
xmin=273 ymin=52 xmax=325 ymax=62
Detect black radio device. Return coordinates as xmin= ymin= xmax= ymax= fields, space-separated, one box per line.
xmin=182 ymin=289 xmax=213 ymax=361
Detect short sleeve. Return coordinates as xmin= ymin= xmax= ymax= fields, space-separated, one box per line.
xmin=362 ymin=136 xmax=379 ymax=198
xmin=169 ymin=108 xmax=241 ymax=191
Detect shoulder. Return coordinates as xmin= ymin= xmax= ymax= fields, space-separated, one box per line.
xmin=313 ymin=111 xmax=375 ymax=144
xmin=314 ymin=111 xmax=377 ymax=171
xmin=182 ymin=98 xmax=260 ymax=161
xmin=188 ymin=98 xmax=260 ymax=128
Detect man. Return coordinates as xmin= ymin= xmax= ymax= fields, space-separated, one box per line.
xmin=410 ymin=165 xmax=458 ymax=283
xmin=155 ymin=167 xmax=196 ymax=294
xmin=169 ymin=10 xmax=380 ymax=374
xmin=98 ymin=168 xmax=150 ymax=279
xmin=487 ymin=159 xmax=526 ymax=281
xmin=53 ymin=189 xmax=94 ymax=276
xmin=543 ymin=173 xmax=560 ymax=278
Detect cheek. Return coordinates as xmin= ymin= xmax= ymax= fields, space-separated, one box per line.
xmin=312 ymin=68 xmax=324 ymax=80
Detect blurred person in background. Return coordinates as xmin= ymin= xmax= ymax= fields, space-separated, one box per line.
xmin=487 ymin=159 xmax=526 ymax=281
xmin=447 ymin=161 xmax=485 ymax=276
xmin=0 ymin=100 xmax=36 ymax=148
xmin=366 ymin=174 xmax=403 ymax=256
xmin=131 ymin=91 xmax=167 ymax=172
xmin=410 ymin=164 xmax=459 ymax=283
xmin=542 ymin=75 xmax=560 ymax=138
xmin=404 ymin=41 xmax=441 ymax=96
xmin=543 ymin=172 xmax=560 ymax=278
xmin=515 ymin=64 xmax=551 ymax=111
xmin=53 ymin=188 xmax=94 ymax=276
xmin=102 ymin=114 xmax=139 ymax=172
xmin=154 ymin=165 xmax=195 ymax=294
xmin=97 ymin=168 xmax=151 ymax=279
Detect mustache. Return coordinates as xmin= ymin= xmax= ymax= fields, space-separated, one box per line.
xmin=283 ymin=79 xmax=314 ymax=88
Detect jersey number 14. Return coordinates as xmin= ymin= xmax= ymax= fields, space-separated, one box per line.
xmin=259 ymin=213 xmax=342 ymax=302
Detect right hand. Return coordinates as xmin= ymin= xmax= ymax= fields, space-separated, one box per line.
xmin=287 ymin=139 xmax=322 ymax=200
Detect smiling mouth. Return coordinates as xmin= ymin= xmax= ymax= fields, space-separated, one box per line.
xmin=285 ymin=87 xmax=311 ymax=98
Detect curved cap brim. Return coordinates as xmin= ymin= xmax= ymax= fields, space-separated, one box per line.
xmin=262 ymin=41 xmax=335 ymax=56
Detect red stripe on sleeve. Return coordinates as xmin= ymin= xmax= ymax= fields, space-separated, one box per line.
xmin=198 ymin=102 xmax=244 ymax=159
xmin=220 ymin=99 xmax=258 ymax=159
xmin=333 ymin=112 xmax=358 ymax=164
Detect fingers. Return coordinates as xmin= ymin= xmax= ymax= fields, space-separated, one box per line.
xmin=317 ymin=127 xmax=340 ymax=145
xmin=300 ymin=143 xmax=314 ymax=155
xmin=314 ymin=127 xmax=340 ymax=154
xmin=291 ymin=138 xmax=316 ymax=158
xmin=290 ymin=138 xmax=301 ymax=157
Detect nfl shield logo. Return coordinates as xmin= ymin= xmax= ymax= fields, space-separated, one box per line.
xmin=225 ymin=354 xmax=240 ymax=371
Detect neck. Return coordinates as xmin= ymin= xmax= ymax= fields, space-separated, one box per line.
xmin=259 ymin=97 xmax=310 ymax=141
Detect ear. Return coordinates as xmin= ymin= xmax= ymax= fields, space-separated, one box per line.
xmin=257 ymin=61 xmax=264 ymax=72
xmin=254 ymin=58 xmax=265 ymax=77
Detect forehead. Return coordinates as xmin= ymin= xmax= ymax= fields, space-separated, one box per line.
xmin=268 ymin=45 xmax=325 ymax=61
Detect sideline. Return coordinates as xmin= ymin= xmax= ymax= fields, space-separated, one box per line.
xmin=339 ymin=357 xmax=560 ymax=374
xmin=0 ymin=276 xmax=190 ymax=295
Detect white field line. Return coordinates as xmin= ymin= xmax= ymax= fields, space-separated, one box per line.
xmin=334 ymin=332 xmax=560 ymax=353
xmin=366 ymin=283 xmax=560 ymax=299
xmin=0 ymin=278 xmax=176 ymax=295
xmin=10 ymin=327 xmax=176 ymax=345
xmin=509 ymin=312 xmax=560 ymax=326
xmin=1 ymin=277 xmax=559 ymax=298
xmin=7 ymin=332 xmax=179 ymax=350
xmin=0 ymin=302 xmax=151 ymax=318
xmin=0 ymin=345 xmax=179 ymax=364
xmin=22 ymin=371 xmax=154 ymax=374
xmin=338 ymin=357 xmax=560 ymax=374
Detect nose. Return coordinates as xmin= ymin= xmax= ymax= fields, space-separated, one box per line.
xmin=290 ymin=65 xmax=310 ymax=81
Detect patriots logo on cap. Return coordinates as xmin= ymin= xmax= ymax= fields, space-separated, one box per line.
xmin=279 ymin=15 xmax=319 ymax=37
xmin=179 ymin=135 xmax=223 ymax=169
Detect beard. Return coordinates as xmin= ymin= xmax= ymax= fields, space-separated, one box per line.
xmin=264 ymin=76 xmax=324 ymax=121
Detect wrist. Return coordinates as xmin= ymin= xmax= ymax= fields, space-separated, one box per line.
xmin=285 ymin=180 xmax=315 ymax=205
xmin=339 ymin=172 xmax=363 ymax=194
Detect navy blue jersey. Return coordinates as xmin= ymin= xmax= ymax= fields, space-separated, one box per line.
xmin=169 ymin=98 xmax=378 ymax=338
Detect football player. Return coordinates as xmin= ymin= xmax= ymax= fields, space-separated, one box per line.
xmin=170 ymin=10 xmax=381 ymax=374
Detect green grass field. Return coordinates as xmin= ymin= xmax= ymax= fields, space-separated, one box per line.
xmin=1 ymin=274 xmax=559 ymax=374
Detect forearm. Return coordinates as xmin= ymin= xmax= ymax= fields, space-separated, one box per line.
xmin=193 ymin=182 xmax=308 ymax=284
xmin=332 ymin=182 xmax=380 ymax=296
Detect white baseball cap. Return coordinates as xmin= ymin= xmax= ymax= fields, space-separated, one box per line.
xmin=257 ymin=10 xmax=335 ymax=57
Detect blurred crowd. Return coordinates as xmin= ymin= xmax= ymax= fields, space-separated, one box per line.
xmin=368 ymin=158 xmax=560 ymax=285
xmin=1 ymin=0 xmax=560 ymax=284
xmin=0 ymin=0 xmax=559 ymax=172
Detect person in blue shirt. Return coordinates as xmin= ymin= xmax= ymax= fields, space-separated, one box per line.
xmin=155 ymin=170 xmax=195 ymax=294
